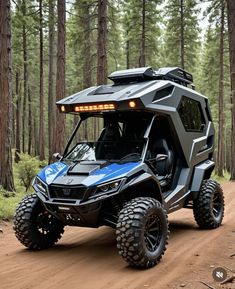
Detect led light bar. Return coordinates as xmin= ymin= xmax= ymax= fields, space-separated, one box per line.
xmin=74 ymin=103 xmax=115 ymax=112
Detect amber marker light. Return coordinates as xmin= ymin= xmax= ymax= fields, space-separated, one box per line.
xmin=128 ymin=101 xmax=136 ymax=108
xmin=61 ymin=105 xmax=66 ymax=112
xmin=74 ymin=103 xmax=115 ymax=112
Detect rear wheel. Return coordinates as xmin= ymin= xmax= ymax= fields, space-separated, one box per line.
xmin=116 ymin=197 xmax=169 ymax=268
xmin=193 ymin=180 xmax=224 ymax=229
xmin=13 ymin=194 xmax=64 ymax=250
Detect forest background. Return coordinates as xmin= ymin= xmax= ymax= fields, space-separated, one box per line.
xmin=0 ymin=0 xmax=235 ymax=218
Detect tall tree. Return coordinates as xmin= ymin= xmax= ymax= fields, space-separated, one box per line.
xmin=217 ymin=0 xmax=226 ymax=177
xmin=53 ymin=0 xmax=66 ymax=154
xmin=38 ymin=0 xmax=45 ymax=160
xmin=15 ymin=70 xmax=21 ymax=162
xmin=48 ymin=0 xmax=56 ymax=161
xmin=122 ymin=0 xmax=162 ymax=68
xmin=97 ymin=0 xmax=108 ymax=85
xmin=0 ymin=0 xmax=15 ymax=191
xmin=22 ymin=0 xmax=28 ymax=153
xmin=28 ymin=86 xmax=32 ymax=154
xmin=163 ymin=0 xmax=200 ymax=72
xmin=226 ymin=0 xmax=235 ymax=180
xmin=139 ymin=0 xmax=146 ymax=67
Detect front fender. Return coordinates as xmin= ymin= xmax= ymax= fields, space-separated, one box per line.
xmin=122 ymin=172 xmax=163 ymax=203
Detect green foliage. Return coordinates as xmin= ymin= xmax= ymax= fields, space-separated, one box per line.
xmin=0 ymin=186 xmax=16 ymax=198
xmin=162 ymin=0 xmax=200 ymax=73
xmin=121 ymin=0 xmax=163 ymax=68
xmin=15 ymin=153 xmax=41 ymax=192
xmin=0 ymin=191 xmax=25 ymax=221
xmin=211 ymin=171 xmax=230 ymax=183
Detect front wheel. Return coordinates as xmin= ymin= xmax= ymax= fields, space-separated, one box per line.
xmin=116 ymin=197 xmax=169 ymax=269
xmin=193 ymin=179 xmax=224 ymax=229
xmin=13 ymin=194 xmax=64 ymax=250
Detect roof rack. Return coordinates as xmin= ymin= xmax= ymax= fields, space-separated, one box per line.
xmin=108 ymin=66 xmax=194 ymax=89
xmin=108 ymin=67 xmax=155 ymax=83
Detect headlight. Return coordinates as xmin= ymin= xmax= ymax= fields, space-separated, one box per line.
xmin=33 ymin=177 xmax=48 ymax=195
xmin=96 ymin=179 xmax=123 ymax=195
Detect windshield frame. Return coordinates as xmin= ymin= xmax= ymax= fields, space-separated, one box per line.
xmin=61 ymin=113 xmax=156 ymax=163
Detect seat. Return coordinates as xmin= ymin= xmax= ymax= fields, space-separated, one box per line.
xmin=95 ymin=122 xmax=121 ymax=159
xmin=151 ymin=138 xmax=174 ymax=186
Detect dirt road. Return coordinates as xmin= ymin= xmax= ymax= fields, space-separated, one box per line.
xmin=0 ymin=182 xmax=235 ymax=289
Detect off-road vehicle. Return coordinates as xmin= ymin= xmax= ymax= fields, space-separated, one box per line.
xmin=13 ymin=67 xmax=224 ymax=268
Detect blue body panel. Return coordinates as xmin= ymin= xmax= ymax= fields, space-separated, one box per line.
xmin=37 ymin=161 xmax=141 ymax=186
xmin=37 ymin=162 xmax=69 ymax=184
xmin=84 ymin=162 xmax=141 ymax=186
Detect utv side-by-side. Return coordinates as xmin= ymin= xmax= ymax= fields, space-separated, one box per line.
xmin=13 ymin=67 xmax=224 ymax=268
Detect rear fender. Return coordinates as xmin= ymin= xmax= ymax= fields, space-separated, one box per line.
xmin=190 ymin=160 xmax=215 ymax=198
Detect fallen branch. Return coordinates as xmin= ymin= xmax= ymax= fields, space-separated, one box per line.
xmin=224 ymin=266 xmax=235 ymax=273
xmin=199 ymin=281 xmax=216 ymax=289
xmin=220 ymin=275 xmax=235 ymax=285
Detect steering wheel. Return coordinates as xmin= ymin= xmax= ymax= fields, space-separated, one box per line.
xmin=119 ymin=153 xmax=140 ymax=162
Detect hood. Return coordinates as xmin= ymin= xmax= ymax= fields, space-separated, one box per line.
xmin=37 ymin=161 xmax=141 ymax=187
xmin=37 ymin=162 xmax=69 ymax=185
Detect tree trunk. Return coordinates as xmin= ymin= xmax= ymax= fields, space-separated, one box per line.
xmin=226 ymin=0 xmax=235 ymax=180
xmin=180 ymin=0 xmax=185 ymax=69
xmin=0 ymin=0 xmax=15 ymax=191
xmin=33 ymin=112 xmax=39 ymax=156
xmin=126 ymin=32 xmax=130 ymax=69
xmin=22 ymin=0 xmax=28 ymax=153
xmin=48 ymin=0 xmax=55 ymax=162
xmin=97 ymin=0 xmax=108 ymax=85
xmin=53 ymin=0 xmax=66 ymax=155
xmin=12 ymin=98 xmax=15 ymax=149
xmin=15 ymin=70 xmax=21 ymax=163
xmin=39 ymin=0 xmax=45 ymax=160
xmin=83 ymin=1 xmax=92 ymax=89
xmin=139 ymin=0 xmax=146 ymax=67
xmin=217 ymin=2 xmax=225 ymax=177
xmin=28 ymin=87 xmax=32 ymax=155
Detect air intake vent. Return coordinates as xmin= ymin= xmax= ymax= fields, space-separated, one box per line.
xmin=49 ymin=185 xmax=87 ymax=200
xmin=91 ymin=84 xmax=127 ymax=95
xmin=153 ymin=86 xmax=174 ymax=102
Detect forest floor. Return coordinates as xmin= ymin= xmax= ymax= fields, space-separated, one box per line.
xmin=0 ymin=182 xmax=235 ymax=289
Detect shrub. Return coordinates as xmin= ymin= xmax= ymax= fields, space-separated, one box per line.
xmin=0 ymin=186 xmax=15 ymax=198
xmin=16 ymin=153 xmax=41 ymax=192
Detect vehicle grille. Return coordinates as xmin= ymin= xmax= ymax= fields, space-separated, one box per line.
xmin=49 ymin=185 xmax=87 ymax=200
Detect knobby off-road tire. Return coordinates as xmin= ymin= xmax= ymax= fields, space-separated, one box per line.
xmin=193 ymin=179 xmax=224 ymax=229
xmin=13 ymin=194 xmax=64 ymax=250
xmin=116 ymin=197 xmax=169 ymax=269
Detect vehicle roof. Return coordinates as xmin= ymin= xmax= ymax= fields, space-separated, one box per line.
xmin=56 ymin=67 xmax=207 ymax=114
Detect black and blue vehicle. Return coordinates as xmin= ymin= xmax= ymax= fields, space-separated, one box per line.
xmin=13 ymin=67 xmax=225 ymax=268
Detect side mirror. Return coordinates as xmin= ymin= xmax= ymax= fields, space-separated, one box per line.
xmin=156 ymin=154 xmax=168 ymax=162
xmin=52 ymin=152 xmax=62 ymax=161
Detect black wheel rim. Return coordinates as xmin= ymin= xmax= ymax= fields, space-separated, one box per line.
xmin=144 ymin=214 xmax=162 ymax=252
xmin=212 ymin=191 xmax=223 ymax=219
xmin=36 ymin=211 xmax=55 ymax=235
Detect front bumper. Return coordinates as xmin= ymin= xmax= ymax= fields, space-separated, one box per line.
xmin=37 ymin=190 xmax=103 ymax=227
xmin=35 ymin=180 xmax=124 ymax=227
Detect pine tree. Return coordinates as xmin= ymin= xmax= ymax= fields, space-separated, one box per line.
xmin=122 ymin=0 xmax=162 ymax=68
xmin=199 ymin=0 xmax=229 ymax=176
xmin=0 ymin=0 xmax=15 ymax=191
xmin=48 ymin=0 xmax=56 ymax=162
xmin=163 ymin=0 xmax=200 ymax=72
xmin=53 ymin=0 xmax=66 ymax=155
xmin=226 ymin=0 xmax=235 ymax=180
xmin=97 ymin=0 xmax=108 ymax=85
xmin=39 ymin=0 xmax=45 ymax=160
